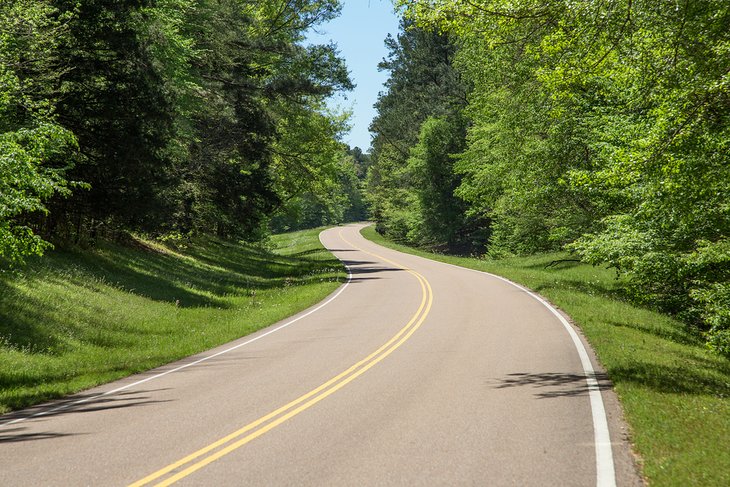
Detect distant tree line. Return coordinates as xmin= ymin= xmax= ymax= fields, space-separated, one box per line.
xmin=1 ymin=0 xmax=365 ymax=263
xmin=368 ymin=1 xmax=729 ymax=356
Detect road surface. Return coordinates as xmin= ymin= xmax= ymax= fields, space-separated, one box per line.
xmin=0 ymin=223 xmax=641 ymax=486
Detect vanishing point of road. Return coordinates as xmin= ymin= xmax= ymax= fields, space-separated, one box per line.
xmin=0 ymin=223 xmax=641 ymax=486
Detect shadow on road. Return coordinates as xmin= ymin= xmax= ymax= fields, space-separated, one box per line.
xmin=489 ymin=372 xmax=612 ymax=398
xmin=0 ymin=388 xmax=173 ymax=441
xmin=0 ymin=426 xmax=80 ymax=443
xmin=339 ymin=260 xmax=405 ymax=284
xmin=345 ymin=265 xmax=403 ymax=275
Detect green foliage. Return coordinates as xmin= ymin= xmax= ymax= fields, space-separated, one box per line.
xmin=0 ymin=1 xmax=79 ymax=262
xmin=692 ymin=283 xmax=730 ymax=356
xmin=162 ymin=0 xmax=354 ymax=239
xmin=271 ymin=102 xmax=349 ymax=206
xmin=270 ymin=146 xmax=367 ymax=232
xmin=0 ymin=0 xmax=356 ymax=256
xmin=686 ymin=240 xmax=730 ymax=356
xmin=404 ymin=116 xmax=470 ymax=248
xmin=395 ymin=0 xmax=730 ymax=354
xmin=367 ymin=20 xmax=486 ymax=252
xmin=47 ymin=0 xmax=180 ymax=233
xmin=0 ymin=125 xmax=77 ymax=263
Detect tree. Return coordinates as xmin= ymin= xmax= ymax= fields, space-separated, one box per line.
xmin=367 ymin=19 xmax=482 ymax=250
xmin=0 ymin=1 xmax=78 ymax=263
xmin=1 ymin=0 xmax=355 ymax=258
xmin=169 ymin=0 xmax=352 ymax=238
xmin=398 ymin=0 xmax=730 ymax=354
xmin=0 ymin=0 xmax=353 ymax=243
xmin=407 ymin=116 xmax=470 ymax=249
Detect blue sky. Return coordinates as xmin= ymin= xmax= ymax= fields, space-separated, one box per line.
xmin=307 ymin=1 xmax=401 ymax=152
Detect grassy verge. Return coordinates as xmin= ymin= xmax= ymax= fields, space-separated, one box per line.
xmin=361 ymin=225 xmax=729 ymax=487
xmin=0 ymin=228 xmax=345 ymax=414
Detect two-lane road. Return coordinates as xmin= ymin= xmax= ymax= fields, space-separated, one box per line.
xmin=0 ymin=224 xmax=641 ymax=486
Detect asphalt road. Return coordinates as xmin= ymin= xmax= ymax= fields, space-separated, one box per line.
xmin=0 ymin=223 xmax=641 ymax=486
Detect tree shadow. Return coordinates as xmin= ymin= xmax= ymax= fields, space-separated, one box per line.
xmin=0 ymin=280 xmax=68 ymax=354
xmin=0 ymin=234 xmax=349 ymax=413
xmin=0 ymin=389 xmax=172 ymax=442
xmin=24 ymin=249 xmax=228 ymax=309
xmin=180 ymin=237 xmax=341 ymax=281
xmin=608 ymin=361 xmax=730 ymax=397
xmin=532 ymin=278 xmax=630 ymax=302
xmin=523 ymin=259 xmax=584 ymax=271
xmin=489 ymin=372 xmax=612 ymax=398
xmin=598 ymin=319 xmax=730 ymax=398
xmin=0 ymin=277 xmax=173 ymax=356
xmin=607 ymin=319 xmax=702 ymax=347
xmin=289 ymin=247 xmax=334 ymax=257
xmin=12 ymin=235 xmax=345 ymax=312
xmin=0 ymin=427 xmax=78 ymax=443
xmin=347 ymin=277 xmax=386 ymax=283
xmin=347 ymin=265 xmax=402 ymax=275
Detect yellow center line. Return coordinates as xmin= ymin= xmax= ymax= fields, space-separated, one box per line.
xmin=129 ymin=228 xmax=433 ymax=487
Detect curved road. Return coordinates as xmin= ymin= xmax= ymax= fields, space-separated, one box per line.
xmin=0 ymin=224 xmax=641 ymax=486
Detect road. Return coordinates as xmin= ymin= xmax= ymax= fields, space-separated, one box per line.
xmin=0 ymin=223 xmax=641 ymax=486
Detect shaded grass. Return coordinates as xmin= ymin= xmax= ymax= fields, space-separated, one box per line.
xmin=0 ymin=228 xmax=345 ymax=414
xmin=361 ymin=225 xmax=730 ymax=487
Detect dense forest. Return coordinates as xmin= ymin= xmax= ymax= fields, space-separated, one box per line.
xmin=368 ymin=1 xmax=729 ymax=356
xmin=1 ymin=0 xmax=366 ymax=263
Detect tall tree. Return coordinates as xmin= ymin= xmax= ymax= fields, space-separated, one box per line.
xmin=367 ymin=19 xmax=481 ymax=250
xmin=1 ymin=0 xmax=355 ymax=261
xmin=0 ymin=1 xmax=78 ymax=263
xmin=47 ymin=0 xmax=179 ymax=238
xmin=170 ymin=0 xmax=352 ymax=238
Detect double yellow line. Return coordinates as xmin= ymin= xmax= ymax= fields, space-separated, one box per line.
xmin=129 ymin=231 xmax=433 ymax=486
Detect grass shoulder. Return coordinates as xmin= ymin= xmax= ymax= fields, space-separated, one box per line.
xmin=361 ymin=225 xmax=730 ymax=487
xmin=0 ymin=228 xmax=346 ymax=415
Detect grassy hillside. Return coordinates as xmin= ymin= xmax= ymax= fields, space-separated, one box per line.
xmin=361 ymin=225 xmax=730 ymax=487
xmin=0 ymin=229 xmax=345 ymax=414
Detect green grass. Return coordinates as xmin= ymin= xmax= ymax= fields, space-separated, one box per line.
xmin=0 ymin=228 xmax=345 ymax=414
xmin=361 ymin=225 xmax=730 ymax=487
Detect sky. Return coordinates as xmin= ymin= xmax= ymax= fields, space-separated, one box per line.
xmin=307 ymin=1 xmax=401 ymax=152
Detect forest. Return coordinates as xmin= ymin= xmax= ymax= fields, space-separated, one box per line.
xmin=1 ymin=0 xmax=366 ymax=263
xmin=368 ymin=0 xmax=729 ymax=356
xmin=1 ymin=1 xmax=728 ymax=356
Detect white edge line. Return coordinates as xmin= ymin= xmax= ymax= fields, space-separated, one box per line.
xmin=361 ymin=232 xmax=616 ymax=487
xmin=484 ymin=273 xmax=617 ymax=487
xmin=0 ymin=230 xmax=353 ymax=428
